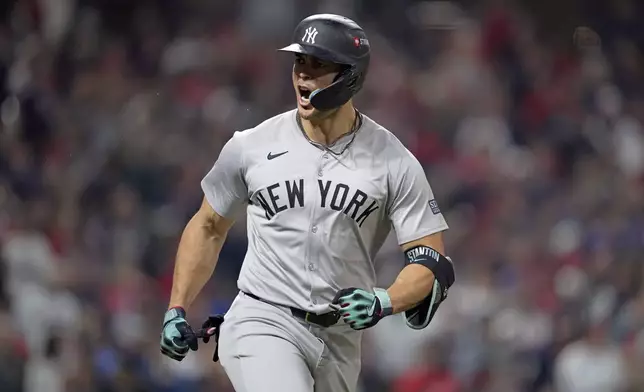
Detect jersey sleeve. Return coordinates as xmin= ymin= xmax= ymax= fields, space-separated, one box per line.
xmin=200 ymin=132 xmax=248 ymax=220
xmin=388 ymin=149 xmax=448 ymax=245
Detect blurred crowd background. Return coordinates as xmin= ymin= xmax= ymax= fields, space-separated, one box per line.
xmin=1 ymin=0 xmax=644 ymax=391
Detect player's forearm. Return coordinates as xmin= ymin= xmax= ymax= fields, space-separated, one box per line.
xmin=168 ymin=213 xmax=227 ymax=310
xmin=386 ymin=264 xmax=435 ymax=314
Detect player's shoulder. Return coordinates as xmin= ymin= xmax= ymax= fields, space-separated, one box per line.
xmin=359 ymin=113 xmax=418 ymax=163
xmin=229 ymin=109 xmax=297 ymax=144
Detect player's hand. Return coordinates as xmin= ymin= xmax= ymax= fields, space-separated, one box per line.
xmin=160 ymin=307 xmax=198 ymax=361
xmin=331 ymin=287 xmax=393 ymax=330
xmin=199 ymin=314 xmax=225 ymax=362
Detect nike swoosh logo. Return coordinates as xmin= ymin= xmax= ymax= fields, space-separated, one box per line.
xmin=267 ymin=151 xmax=288 ymax=160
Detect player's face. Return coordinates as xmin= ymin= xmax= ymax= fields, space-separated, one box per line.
xmin=292 ymin=54 xmax=343 ymax=120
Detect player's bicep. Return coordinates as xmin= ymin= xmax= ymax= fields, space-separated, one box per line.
xmin=388 ymin=152 xmax=448 ymax=245
xmin=401 ymin=231 xmax=445 ymax=255
xmin=201 ymin=132 xmax=248 ymax=221
xmin=196 ymin=196 xmax=235 ymax=237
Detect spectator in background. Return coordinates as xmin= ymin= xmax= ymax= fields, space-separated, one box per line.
xmin=392 ymin=340 xmax=461 ymax=392
xmin=554 ymin=321 xmax=627 ymax=392
xmin=23 ymin=328 xmax=66 ymax=392
xmin=0 ymin=307 xmax=25 ymax=392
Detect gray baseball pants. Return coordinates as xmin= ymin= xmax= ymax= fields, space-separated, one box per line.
xmin=218 ymin=291 xmax=362 ymax=392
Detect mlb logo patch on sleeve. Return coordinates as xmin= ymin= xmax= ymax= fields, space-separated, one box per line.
xmin=429 ymin=199 xmax=441 ymax=215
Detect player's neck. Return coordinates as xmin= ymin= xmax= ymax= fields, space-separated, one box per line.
xmin=301 ymin=103 xmax=357 ymax=146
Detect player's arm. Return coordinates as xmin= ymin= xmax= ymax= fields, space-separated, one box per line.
xmin=160 ymin=132 xmax=247 ymax=362
xmin=166 ymin=131 xmax=247 ymax=312
xmin=386 ymin=231 xmax=445 ymax=314
xmin=332 ymin=147 xmax=453 ymax=331
xmin=161 ymin=199 xmax=232 ymax=362
xmin=379 ymin=149 xmax=454 ymax=330
xmin=168 ymin=198 xmax=234 ymax=310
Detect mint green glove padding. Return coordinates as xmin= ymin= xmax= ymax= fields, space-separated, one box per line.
xmin=332 ymin=287 xmax=393 ymax=330
xmin=160 ymin=307 xmax=198 ymax=361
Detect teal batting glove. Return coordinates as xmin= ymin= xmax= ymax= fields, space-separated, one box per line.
xmin=331 ymin=287 xmax=393 ymax=330
xmin=160 ymin=307 xmax=198 ymax=361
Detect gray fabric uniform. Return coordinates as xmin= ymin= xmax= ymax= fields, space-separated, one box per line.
xmin=201 ymin=109 xmax=449 ymax=392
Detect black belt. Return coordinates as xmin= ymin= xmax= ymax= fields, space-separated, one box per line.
xmin=242 ymin=291 xmax=340 ymax=328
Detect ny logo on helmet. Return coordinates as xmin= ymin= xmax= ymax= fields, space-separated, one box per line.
xmin=302 ymin=27 xmax=319 ymax=44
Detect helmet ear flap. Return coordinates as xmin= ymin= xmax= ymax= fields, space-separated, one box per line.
xmin=309 ymin=66 xmax=358 ymax=111
xmin=332 ymin=64 xmax=351 ymax=83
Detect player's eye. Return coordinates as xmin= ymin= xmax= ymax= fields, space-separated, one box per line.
xmin=294 ymin=55 xmax=305 ymax=65
xmin=311 ymin=60 xmax=329 ymax=69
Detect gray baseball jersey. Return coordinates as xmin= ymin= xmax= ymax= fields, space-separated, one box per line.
xmin=201 ymin=109 xmax=448 ymax=315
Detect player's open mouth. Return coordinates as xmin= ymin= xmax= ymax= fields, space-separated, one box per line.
xmin=298 ymin=86 xmax=312 ymax=106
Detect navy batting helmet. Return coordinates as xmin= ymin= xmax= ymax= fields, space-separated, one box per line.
xmin=278 ymin=14 xmax=371 ymax=111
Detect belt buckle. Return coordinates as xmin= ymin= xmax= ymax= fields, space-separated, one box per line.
xmin=304 ymin=312 xmax=322 ymax=327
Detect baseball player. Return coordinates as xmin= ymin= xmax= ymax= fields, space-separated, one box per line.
xmin=160 ymin=14 xmax=455 ymax=392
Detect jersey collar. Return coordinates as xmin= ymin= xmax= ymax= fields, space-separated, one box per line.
xmin=294 ymin=109 xmax=363 ymax=156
